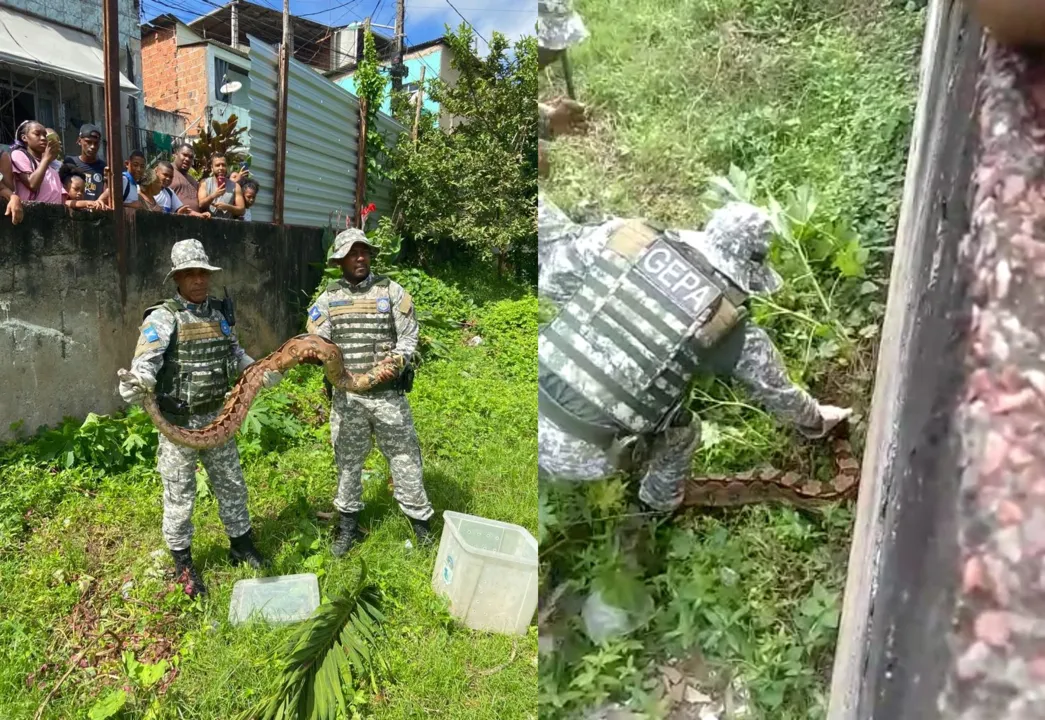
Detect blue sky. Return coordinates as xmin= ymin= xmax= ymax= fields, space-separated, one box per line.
xmin=140 ymin=0 xmax=536 ymax=57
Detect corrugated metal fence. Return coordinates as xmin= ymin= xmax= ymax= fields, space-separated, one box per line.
xmin=246 ymin=35 xmax=402 ymax=228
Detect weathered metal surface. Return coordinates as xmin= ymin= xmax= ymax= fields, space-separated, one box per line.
xmin=828 ymin=1 xmax=983 ymax=717
xmin=246 ymin=35 xmax=401 ymax=228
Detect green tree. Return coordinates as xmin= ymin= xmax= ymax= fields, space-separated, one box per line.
xmin=390 ymin=25 xmax=538 ymax=276
xmin=354 ymin=28 xmax=390 ymax=204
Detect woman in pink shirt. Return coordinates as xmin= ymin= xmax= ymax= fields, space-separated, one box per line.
xmin=9 ymin=120 xmax=65 ymax=204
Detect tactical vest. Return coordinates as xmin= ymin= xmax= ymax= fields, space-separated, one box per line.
xmin=151 ymin=298 xmax=235 ymax=415
xmin=327 ymin=276 xmax=398 ymax=390
xmin=538 ymin=220 xmax=748 ymax=437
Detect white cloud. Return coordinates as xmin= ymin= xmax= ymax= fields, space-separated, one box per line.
xmin=405 ymin=0 xmax=536 ymax=55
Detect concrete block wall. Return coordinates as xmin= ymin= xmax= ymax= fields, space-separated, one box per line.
xmin=0 ymin=202 xmax=326 ymax=442
xmin=3 ymin=0 xmax=140 ymax=52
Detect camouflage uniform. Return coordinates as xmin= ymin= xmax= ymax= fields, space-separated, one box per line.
xmin=538 ymin=0 xmax=588 ymax=67
xmin=117 ymin=240 xmax=279 ymax=552
xmin=538 ymin=195 xmax=849 ymax=511
xmin=307 ymin=230 xmax=434 ymax=523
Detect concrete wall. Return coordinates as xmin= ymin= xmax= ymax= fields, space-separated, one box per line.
xmin=827 ymin=2 xmax=982 ymax=718
xmin=143 ymin=105 xmax=186 ymax=138
xmin=0 ymin=202 xmax=325 ymax=442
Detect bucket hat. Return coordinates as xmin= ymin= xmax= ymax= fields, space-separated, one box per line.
xmin=675 ymin=202 xmax=783 ymax=295
xmin=164 ymin=239 xmax=221 ymax=283
xmin=328 ymin=228 xmax=378 ymax=266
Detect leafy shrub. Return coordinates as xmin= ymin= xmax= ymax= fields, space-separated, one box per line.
xmin=475 ymin=297 xmax=538 ymax=382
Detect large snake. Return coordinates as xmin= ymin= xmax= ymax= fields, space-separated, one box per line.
xmin=683 ymin=438 xmax=861 ymax=509
xmin=141 ymin=334 xmax=404 ymax=450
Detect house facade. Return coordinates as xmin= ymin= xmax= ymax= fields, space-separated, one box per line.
xmin=140 ymin=1 xmax=336 ymax=152
xmin=0 ymin=0 xmax=141 ymax=161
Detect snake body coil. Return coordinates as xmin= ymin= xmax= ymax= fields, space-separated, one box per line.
xmin=142 ymin=334 xmax=401 ymax=451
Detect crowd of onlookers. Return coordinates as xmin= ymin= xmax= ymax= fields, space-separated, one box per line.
xmin=0 ymin=121 xmax=261 ymax=226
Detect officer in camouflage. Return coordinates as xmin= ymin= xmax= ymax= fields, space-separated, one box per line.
xmin=306 ymin=228 xmax=434 ymax=556
xmin=117 ymin=239 xmax=282 ymax=597
xmin=538 ymin=195 xmax=853 ymax=511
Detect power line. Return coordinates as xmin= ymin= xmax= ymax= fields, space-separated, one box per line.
xmin=443 ymin=0 xmax=488 ymax=47
xmin=295 ymin=0 xmax=363 ymax=20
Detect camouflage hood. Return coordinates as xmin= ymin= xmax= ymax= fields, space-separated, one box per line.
xmin=675 ymin=202 xmax=783 ymax=296
xmin=538 ymin=0 xmax=589 ymax=51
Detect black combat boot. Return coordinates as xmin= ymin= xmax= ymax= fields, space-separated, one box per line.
xmin=171 ymin=547 xmax=207 ymax=598
xmin=331 ymin=512 xmax=361 ymax=557
xmin=410 ymin=517 xmax=434 ymax=546
xmin=229 ymin=530 xmax=267 ymax=569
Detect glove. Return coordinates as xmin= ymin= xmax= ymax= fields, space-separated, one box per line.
xmin=801 ymin=404 xmax=853 ymax=439
xmin=117 ymin=369 xmax=152 ymax=405
xmin=262 ymin=370 xmax=283 ymax=389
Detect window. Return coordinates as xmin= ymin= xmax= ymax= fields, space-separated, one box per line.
xmin=213 ymin=58 xmax=250 ymax=107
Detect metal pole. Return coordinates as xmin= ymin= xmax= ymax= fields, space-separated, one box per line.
xmin=230 ymin=0 xmax=239 ymax=49
xmin=411 ymin=65 xmax=425 ymax=146
xmin=273 ymin=0 xmax=290 ymax=224
xmin=561 ymin=51 xmax=576 ymax=100
xmin=391 ymin=0 xmax=406 ymax=93
xmin=103 ymin=0 xmax=126 ymax=305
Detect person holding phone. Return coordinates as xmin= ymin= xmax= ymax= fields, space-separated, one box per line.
xmin=197 ymin=153 xmax=245 ymax=219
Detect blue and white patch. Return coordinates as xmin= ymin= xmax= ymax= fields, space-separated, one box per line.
xmin=219 ymin=318 xmax=231 ymax=336
xmin=376 ymin=297 xmax=391 ymax=313
xmin=308 ymin=304 xmax=322 ymax=321
xmin=142 ymin=325 xmax=160 ymax=343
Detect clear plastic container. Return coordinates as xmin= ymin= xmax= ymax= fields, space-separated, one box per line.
xmin=431 ymin=511 xmax=539 ymax=635
xmin=228 ymin=573 xmax=321 ymax=626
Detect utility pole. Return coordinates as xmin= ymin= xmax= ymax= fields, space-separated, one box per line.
xmin=273 ymin=0 xmax=290 ymax=224
xmin=230 ymin=0 xmax=239 ymax=48
xmin=391 ymin=0 xmax=406 ymax=93
xmin=102 ymin=0 xmax=126 ymax=305
xmin=355 ymin=18 xmax=371 ymax=227
xmin=411 ymin=65 xmax=425 ymax=146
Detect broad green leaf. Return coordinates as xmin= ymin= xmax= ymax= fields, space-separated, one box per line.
xmin=88 ymin=689 xmax=128 ymax=720
xmin=138 ymin=659 xmax=168 ymax=688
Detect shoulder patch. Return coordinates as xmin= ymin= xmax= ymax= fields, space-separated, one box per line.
xmin=376 ymin=297 xmax=391 ymax=313
xmin=142 ymin=324 xmax=160 ymax=343
xmin=399 ymin=292 xmax=413 ymax=315
xmin=219 ymin=318 xmax=231 ymax=336
xmin=308 ymin=304 xmax=322 ymax=321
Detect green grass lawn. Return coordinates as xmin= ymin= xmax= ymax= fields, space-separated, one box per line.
xmin=539 ymin=0 xmax=924 ymax=717
xmin=0 ymin=274 xmax=538 ymax=719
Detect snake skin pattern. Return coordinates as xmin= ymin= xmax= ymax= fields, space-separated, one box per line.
xmin=142 ymin=334 xmax=405 ymax=450
xmin=682 ymin=438 xmax=861 ymax=509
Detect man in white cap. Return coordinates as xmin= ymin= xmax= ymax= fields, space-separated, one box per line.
xmin=306 ymin=228 xmax=434 ymax=556
xmin=116 ymin=239 xmax=282 ymax=597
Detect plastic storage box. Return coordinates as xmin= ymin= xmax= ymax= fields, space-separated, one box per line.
xmin=431 ymin=511 xmax=538 ymax=635
xmin=228 ymin=573 xmax=321 ymax=626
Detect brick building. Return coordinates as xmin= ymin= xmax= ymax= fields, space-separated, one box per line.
xmin=0 ymin=0 xmax=141 ymax=159
xmin=140 ymin=2 xmax=337 ymax=148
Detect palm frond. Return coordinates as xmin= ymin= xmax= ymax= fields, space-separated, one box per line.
xmin=235 ymin=561 xmax=385 ymax=720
